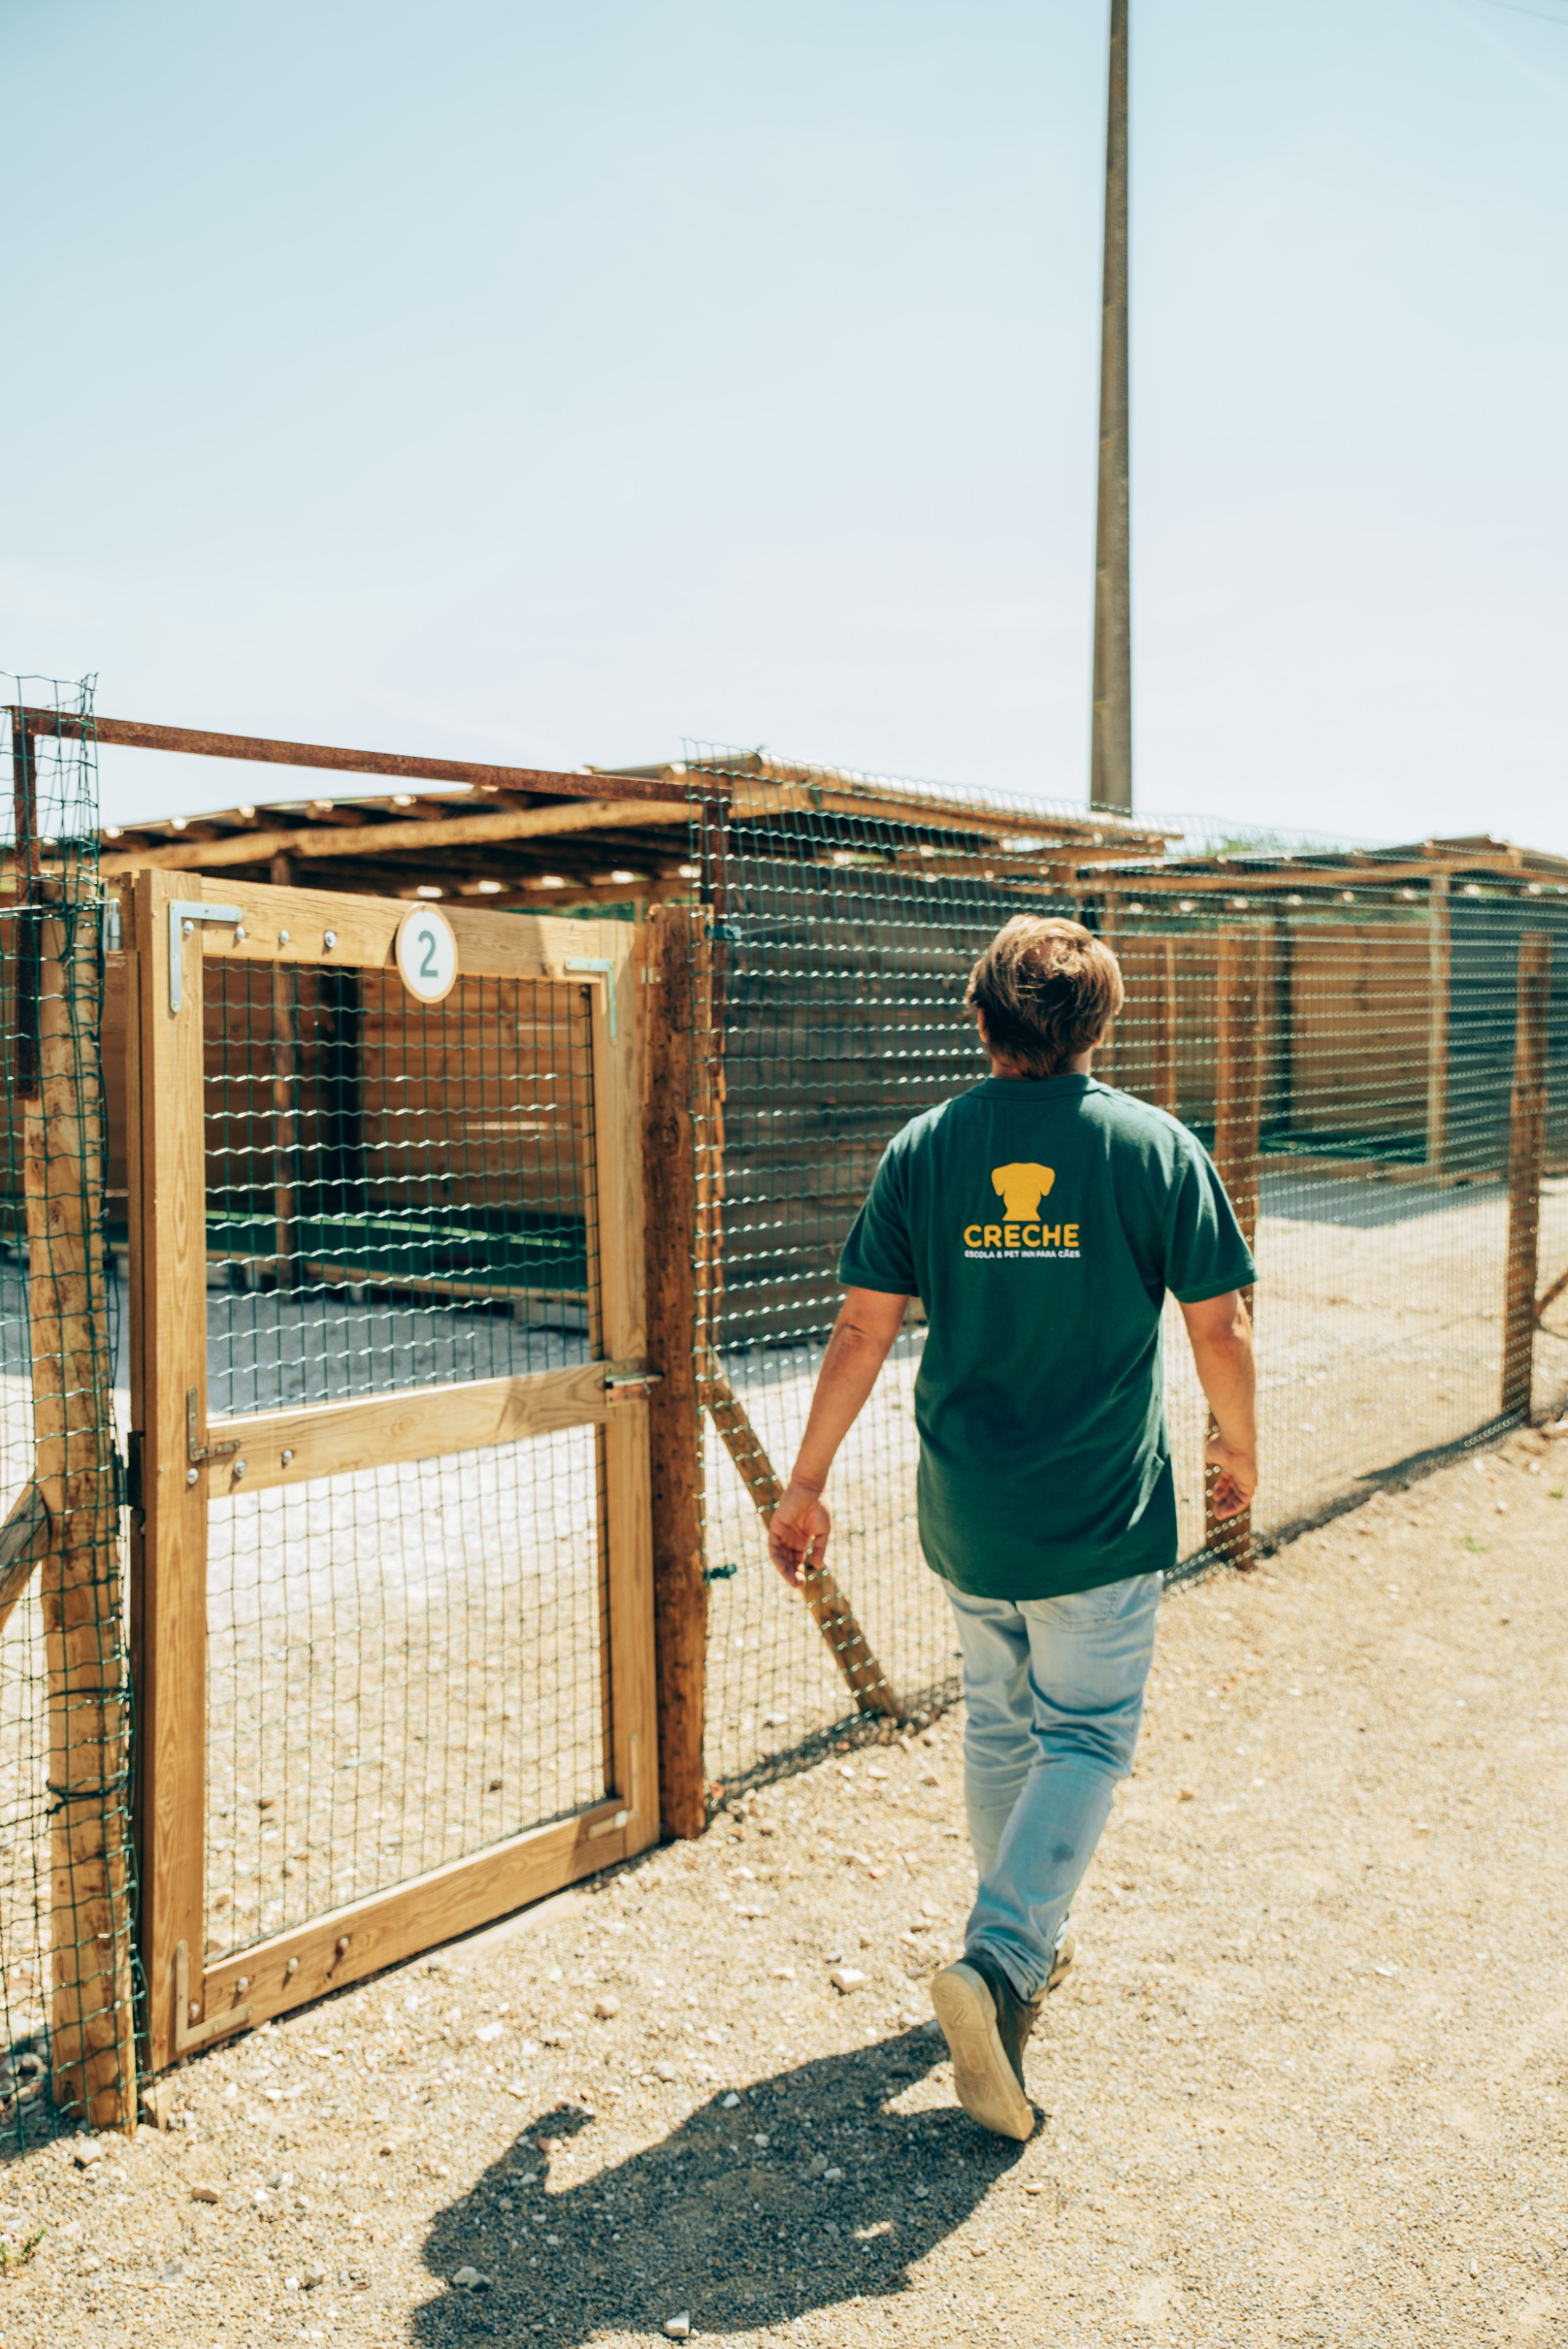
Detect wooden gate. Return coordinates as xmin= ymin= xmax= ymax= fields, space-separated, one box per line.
xmin=123 ymin=870 xmax=656 ymax=2071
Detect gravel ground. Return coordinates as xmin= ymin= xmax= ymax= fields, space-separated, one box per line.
xmin=4 ymin=1419 xmax=1566 ymax=2347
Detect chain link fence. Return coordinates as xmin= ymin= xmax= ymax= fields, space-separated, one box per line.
xmin=683 ymin=752 xmax=1568 ymax=1801
xmin=1 ymin=677 xmax=137 ymax=2143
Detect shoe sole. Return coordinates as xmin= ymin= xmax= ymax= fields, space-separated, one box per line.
xmin=930 ymin=1963 xmax=1035 ymax=2142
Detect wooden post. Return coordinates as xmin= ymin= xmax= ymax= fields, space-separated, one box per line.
xmin=1096 ymin=892 xmax=1120 ymax=1085
xmin=268 ymin=848 xmax=299 ymax=1286
xmin=22 ymin=884 xmax=138 ymax=2131
xmin=126 ymin=870 xmax=212 ymax=2075
xmin=1502 ymin=931 xmax=1550 ymax=1420
xmin=641 ymin=906 xmax=708 ymax=1839
xmin=1426 ymin=873 xmax=1450 ymax=1174
xmin=1153 ymin=934 xmax=1177 ymax=1113
xmin=1206 ymin=929 xmax=1261 ymax=1568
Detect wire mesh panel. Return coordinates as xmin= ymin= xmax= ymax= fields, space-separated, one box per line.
xmin=683 ymin=754 xmax=1568 ymax=1799
xmin=204 ymin=1431 xmax=607 ymax=1962
xmin=0 ymin=679 xmax=136 ymax=2141
xmin=196 ymin=962 xmax=610 ymax=1959
xmin=202 ymin=967 xmax=598 ymax=1414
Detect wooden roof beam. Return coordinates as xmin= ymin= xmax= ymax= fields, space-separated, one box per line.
xmin=98 ymin=797 xmax=693 ymax=876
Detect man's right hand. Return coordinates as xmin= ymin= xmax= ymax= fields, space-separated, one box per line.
xmin=1205 ymin=1432 xmax=1258 ymax=1522
xmin=767 ymin=1481 xmax=832 ymax=1588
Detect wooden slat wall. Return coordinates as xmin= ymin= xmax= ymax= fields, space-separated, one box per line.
xmin=358 ymin=974 xmax=592 ymax=1219
xmin=1286 ymin=926 xmax=1431 ymax=1139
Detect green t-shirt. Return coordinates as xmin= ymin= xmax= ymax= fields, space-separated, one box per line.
xmin=836 ymin=1074 xmax=1256 ymax=1600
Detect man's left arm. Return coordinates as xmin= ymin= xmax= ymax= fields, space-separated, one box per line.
xmin=767 ymin=1287 xmax=910 ymax=1584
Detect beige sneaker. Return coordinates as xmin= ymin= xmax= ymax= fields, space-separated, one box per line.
xmin=930 ymin=1951 xmax=1036 ymax=2142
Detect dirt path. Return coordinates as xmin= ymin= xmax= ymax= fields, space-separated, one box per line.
xmin=4 ymin=1423 xmax=1566 ymax=2348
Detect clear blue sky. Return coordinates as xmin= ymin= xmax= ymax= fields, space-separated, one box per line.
xmin=5 ymin=0 xmax=1566 ymax=847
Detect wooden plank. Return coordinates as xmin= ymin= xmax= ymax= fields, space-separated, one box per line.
xmin=105 ymin=875 xmax=619 ymax=986
xmin=22 ymin=887 xmax=137 ymax=2129
xmin=130 ymin=870 xmax=214 ymax=2074
xmin=1206 ymin=930 xmax=1262 ymax=1571
xmin=99 ymin=797 xmax=693 ymax=876
xmin=585 ymin=922 xmax=660 ymax=1855
xmin=22 ymin=707 xmax=686 ymax=804
xmin=202 ymin=1362 xmax=617 ymax=1495
xmin=1426 ymin=874 xmax=1451 ymax=1172
xmin=640 ymin=908 xmax=708 ymax=1839
xmin=0 ymin=1483 xmax=49 ymax=1639
xmin=702 ymin=1360 xmax=902 ymax=1719
xmin=1502 ymin=931 xmax=1550 ymax=1419
xmin=186 ymin=1800 xmax=631 ymax=2047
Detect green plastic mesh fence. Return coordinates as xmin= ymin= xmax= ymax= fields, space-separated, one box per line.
xmin=0 ymin=676 xmax=137 ymax=2141
xmin=684 ymin=750 xmax=1568 ymax=1801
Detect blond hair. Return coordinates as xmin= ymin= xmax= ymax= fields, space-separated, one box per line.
xmin=964 ymin=915 xmax=1124 ymax=1078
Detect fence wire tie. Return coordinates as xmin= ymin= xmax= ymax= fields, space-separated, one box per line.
xmin=45 ymin=1771 xmax=130 ymax=1808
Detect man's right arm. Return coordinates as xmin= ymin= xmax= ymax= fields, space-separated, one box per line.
xmin=1178 ymin=1290 xmax=1258 ymax=1521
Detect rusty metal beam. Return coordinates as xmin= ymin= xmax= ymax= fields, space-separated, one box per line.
xmin=18 ymin=708 xmax=686 ymax=804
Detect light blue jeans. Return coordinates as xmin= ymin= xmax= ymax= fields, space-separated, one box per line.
xmin=945 ymin=1572 xmax=1162 ymax=2002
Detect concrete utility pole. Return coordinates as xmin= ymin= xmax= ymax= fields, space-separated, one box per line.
xmin=1090 ymin=0 xmax=1132 ymax=812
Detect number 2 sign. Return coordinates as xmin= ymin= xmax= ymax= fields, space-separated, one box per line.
xmin=394 ymin=904 xmax=459 ymax=1004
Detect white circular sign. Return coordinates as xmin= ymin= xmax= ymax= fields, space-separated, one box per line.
xmin=394 ymin=905 xmax=458 ymax=1004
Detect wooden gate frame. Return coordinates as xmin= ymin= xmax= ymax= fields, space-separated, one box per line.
xmin=123 ymin=868 xmax=657 ymax=2071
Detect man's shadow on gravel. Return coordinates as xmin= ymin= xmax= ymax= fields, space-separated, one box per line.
xmin=412 ymin=2027 xmax=1027 ymax=2342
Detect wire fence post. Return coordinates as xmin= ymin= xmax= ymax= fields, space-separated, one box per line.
xmin=1426 ymin=873 xmax=1451 ymax=1174
xmin=1207 ymin=927 xmax=1261 ymax=1569
xmin=1502 ymin=930 xmax=1550 ymax=1421
xmin=642 ymin=906 xmax=708 ymax=1838
xmin=23 ymin=881 xmax=137 ymax=2131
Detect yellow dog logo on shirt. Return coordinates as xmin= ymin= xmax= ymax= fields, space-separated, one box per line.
xmin=962 ymin=1163 xmax=1080 ymax=1254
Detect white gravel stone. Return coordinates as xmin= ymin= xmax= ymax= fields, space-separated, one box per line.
xmin=663 ymin=2315 xmax=691 ymax=2339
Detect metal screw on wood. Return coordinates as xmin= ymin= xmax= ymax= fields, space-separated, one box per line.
xmin=186 ymin=1468 xmax=198 ymax=1487
xmin=278 ymin=929 xmax=290 ymax=944
xmin=281 ymin=1448 xmax=294 ymax=1465
xmin=232 ymin=1460 xmax=246 ymax=1480
xmin=284 ymin=1957 xmax=298 ymax=1978
xmin=182 ymin=919 xmax=194 ymax=936
xmin=323 ymin=930 xmax=337 ymax=949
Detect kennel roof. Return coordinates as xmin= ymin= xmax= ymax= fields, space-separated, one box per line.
xmin=53 ymin=719 xmax=1177 ymax=906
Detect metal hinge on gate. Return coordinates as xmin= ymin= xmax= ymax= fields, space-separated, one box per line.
xmin=169 ymin=902 xmax=244 ymax=1011
xmin=562 ymin=957 xmax=618 ymax=1040
xmin=187 ymin=1389 xmax=241 ymax=1467
xmin=602 ymin=1361 xmax=662 ymax=1395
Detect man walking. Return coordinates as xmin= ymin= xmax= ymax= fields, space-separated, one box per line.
xmin=766 ymin=916 xmax=1257 ymax=2140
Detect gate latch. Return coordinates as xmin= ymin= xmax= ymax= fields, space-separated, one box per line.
xmin=187 ymin=1389 xmax=241 ymax=1469
xmin=602 ymin=1361 xmax=662 ymax=1395
xmin=170 ymin=902 xmax=244 ymax=1011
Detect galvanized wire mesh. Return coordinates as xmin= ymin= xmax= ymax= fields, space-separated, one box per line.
xmin=684 ymin=752 xmax=1568 ymax=1797
xmin=195 ymin=966 xmax=610 ymax=1961
xmin=0 ymin=677 xmax=137 ymax=2141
